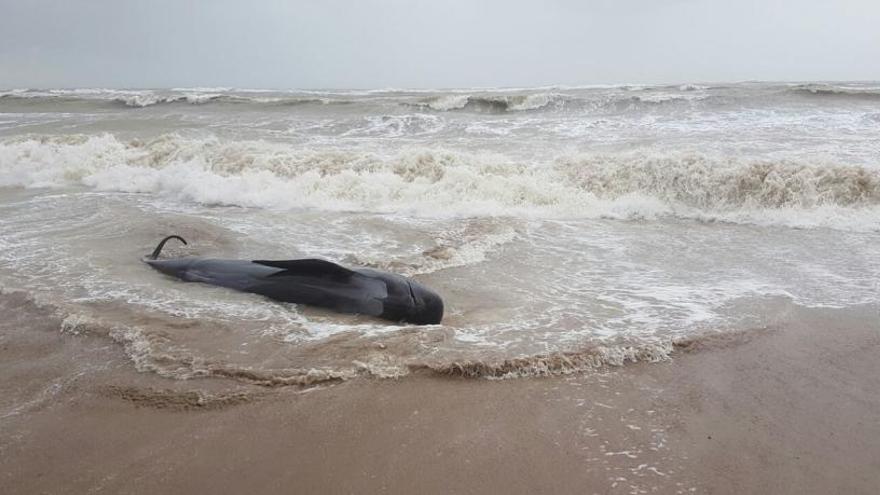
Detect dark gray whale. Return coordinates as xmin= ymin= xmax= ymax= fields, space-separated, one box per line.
xmin=143 ymin=235 xmax=444 ymax=325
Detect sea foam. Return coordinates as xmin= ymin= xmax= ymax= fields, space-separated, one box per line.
xmin=1 ymin=134 xmax=878 ymax=231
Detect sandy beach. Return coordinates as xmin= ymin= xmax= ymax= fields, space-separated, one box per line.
xmin=2 ymin=292 xmax=878 ymax=494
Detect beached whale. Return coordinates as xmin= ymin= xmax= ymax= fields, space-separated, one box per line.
xmin=143 ymin=235 xmax=444 ymax=324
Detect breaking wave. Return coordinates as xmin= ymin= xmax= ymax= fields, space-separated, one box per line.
xmin=3 ymin=83 xmax=880 ymax=113
xmin=1 ymin=134 xmax=879 ymax=230
xmin=114 ymin=94 xmax=341 ymax=108
xmin=0 ymin=83 xmax=880 ymax=114
xmin=787 ymin=84 xmax=880 ymax=100
xmin=117 ymin=93 xmax=222 ymax=107
xmin=678 ymin=84 xmax=710 ymax=91
xmin=412 ymin=93 xmax=566 ymax=112
xmin=0 ymin=89 xmax=346 ymax=108
xmin=0 ymin=88 xmax=702 ymax=112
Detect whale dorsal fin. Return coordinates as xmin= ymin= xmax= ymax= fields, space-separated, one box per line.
xmin=252 ymin=259 xmax=357 ymax=281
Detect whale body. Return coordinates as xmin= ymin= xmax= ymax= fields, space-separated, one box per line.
xmin=143 ymin=236 xmax=444 ymax=325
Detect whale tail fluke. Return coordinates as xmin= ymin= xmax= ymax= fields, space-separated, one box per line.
xmin=148 ymin=235 xmax=188 ymax=260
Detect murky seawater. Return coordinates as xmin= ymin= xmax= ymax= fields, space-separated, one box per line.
xmin=1 ymin=82 xmax=878 ymax=383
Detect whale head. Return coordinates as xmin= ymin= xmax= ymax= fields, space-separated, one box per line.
xmin=408 ymin=281 xmax=444 ymax=325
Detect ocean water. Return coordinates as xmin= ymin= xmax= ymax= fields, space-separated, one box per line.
xmin=1 ymin=82 xmax=878 ymax=384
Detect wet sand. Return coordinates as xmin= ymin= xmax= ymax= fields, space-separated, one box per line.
xmin=1 ymin=300 xmax=879 ymax=494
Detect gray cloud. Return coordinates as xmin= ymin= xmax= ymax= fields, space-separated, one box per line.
xmin=1 ymin=0 xmax=878 ymax=88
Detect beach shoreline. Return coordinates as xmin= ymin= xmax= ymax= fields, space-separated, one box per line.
xmin=2 ymin=300 xmax=878 ymax=494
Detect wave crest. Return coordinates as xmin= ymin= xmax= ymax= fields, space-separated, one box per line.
xmin=414 ymin=93 xmax=566 ymax=112
xmin=560 ymin=154 xmax=880 ymax=209
xmin=1 ymin=134 xmax=879 ymax=230
xmin=788 ymin=84 xmax=880 ymax=100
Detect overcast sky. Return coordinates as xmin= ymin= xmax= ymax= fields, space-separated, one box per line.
xmin=1 ymin=0 xmax=878 ymax=89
